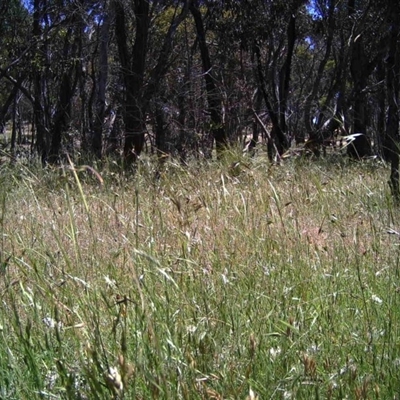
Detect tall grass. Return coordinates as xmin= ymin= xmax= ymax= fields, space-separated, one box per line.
xmin=0 ymin=154 xmax=399 ymax=399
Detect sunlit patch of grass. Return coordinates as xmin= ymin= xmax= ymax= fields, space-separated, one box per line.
xmin=0 ymin=153 xmax=399 ymax=398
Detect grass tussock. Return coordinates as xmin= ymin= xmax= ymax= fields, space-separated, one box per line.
xmin=0 ymin=153 xmax=399 ymax=399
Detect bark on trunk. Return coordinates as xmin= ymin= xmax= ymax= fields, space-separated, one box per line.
xmin=48 ymin=24 xmax=80 ymax=163
xmin=115 ymin=0 xmax=190 ymax=165
xmin=0 ymin=85 xmax=19 ymax=131
xmin=32 ymin=0 xmax=49 ymax=164
xmin=304 ymin=0 xmax=334 ymax=143
xmin=190 ymin=2 xmax=227 ymax=157
xmin=278 ymin=13 xmax=296 ymax=135
xmin=113 ymin=0 xmax=149 ymax=165
xmin=348 ymin=35 xmax=371 ymax=158
xmin=385 ymin=3 xmax=400 ymax=199
xmin=254 ymin=44 xmax=288 ymax=157
xmin=375 ymin=60 xmax=386 ymax=159
xmin=346 ymin=0 xmax=374 ymax=158
xmin=92 ymin=3 xmax=111 ymax=159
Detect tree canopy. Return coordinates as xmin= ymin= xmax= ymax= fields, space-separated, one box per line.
xmin=0 ymin=0 xmax=399 ymax=184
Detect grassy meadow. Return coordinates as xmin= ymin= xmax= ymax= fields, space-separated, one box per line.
xmin=0 ymin=153 xmax=400 ymax=399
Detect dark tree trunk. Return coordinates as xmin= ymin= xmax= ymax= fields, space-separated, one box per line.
xmin=154 ymin=101 xmax=171 ymax=157
xmin=0 ymin=85 xmax=19 ymax=132
xmin=348 ymin=35 xmax=371 ymax=158
xmin=190 ymin=2 xmax=227 ymax=157
xmin=254 ymin=44 xmax=288 ymax=157
xmin=114 ymin=0 xmax=149 ymax=165
xmin=48 ymin=70 xmax=76 ymax=163
xmin=278 ymin=13 xmax=296 ymax=135
xmin=375 ymin=60 xmax=386 ymax=159
xmin=176 ymin=23 xmax=196 ymax=163
xmin=176 ymin=77 xmax=189 ymax=163
xmin=32 ymin=0 xmax=49 ymax=164
xmin=304 ymin=0 xmax=334 ymax=144
xmin=10 ymin=92 xmax=18 ymax=153
xmin=123 ymin=0 xmax=149 ymax=165
xmin=48 ymin=24 xmax=80 ymax=163
xmin=316 ymin=31 xmax=348 ymax=135
xmin=114 ymin=0 xmax=190 ymax=165
xmin=92 ymin=3 xmax=111 ymax=159
xmin=385 ymin=3 xmax=400 ymax=200
xmin=250 ymin=88 xmax=263 ymax=155
xmin=346 ymin=0 xmax=374 ymax=159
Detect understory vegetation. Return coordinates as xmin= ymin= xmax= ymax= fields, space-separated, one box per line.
xmin=0 ymin=153 xmax=399 ymax=399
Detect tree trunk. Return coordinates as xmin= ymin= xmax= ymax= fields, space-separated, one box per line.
xmin=92 ymin=2 xmax=111 ymax=159
xmin=278 ymin=13 xmax=296 ymax=136
xmin=48 ymin=70 xmax=75 ymax=163
xmin=304 ymin=0 xmax=334 ymax=143
xmin=48 ymin=24 xmax=80 ymax=163
xmin=348 ymin=35 xmax=371 ymax=158
xmin=190 ymin=2 xmax=227 ymax=157
xmin=254 ymin=44 xmax=288 ymax=157
xmin=10 ymin=91 xmax=18 ymax=153
xmin=32 ymin=0 xmax=49 ymax=164
xmin=115 ymin=0 xmax=190 ymax=165
xmin=0 ymin=85 xmax=19 ymax=132
xmin=347 ymin=0 xmax=372 ymax=158
xmin=113 ymin=0 xmax=149 ymax=165
xmin=385 ymin=2 xmax=400 ymax=200
xmin=375 ymin=60 xmax=386 ymax=159
xmin=250 ymin=88 xmax=263 ymax=155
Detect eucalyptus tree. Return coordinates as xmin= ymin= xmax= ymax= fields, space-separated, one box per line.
xmin=249 ymin=0 xmax=307 ymax=158
xmin=113 ymin=0 xmax=191 ymax=165
xmin=384 ymin=0 xmax=400 ymax=199
xmin=29 ymin=0 xmax=100 ymax=163
xmin=0 ymin=0 xmax=30 ymax=137
xmin=90 ymin=0 xmax=112 ymax=158
xmin=345 ymin=0 xmax=388 ymax=158
xmin=181 ymin=0 xmax=308 ymax=160
xmin=311 ymin=0 xmax=388 ymax=158
xmin=300 ymin=0 xmax=335 ymax=148
xmin=188 ymin=1 xmax=228 ymax=157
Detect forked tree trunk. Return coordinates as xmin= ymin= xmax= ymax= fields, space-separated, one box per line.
xmin=114 ymin=0 xmax=190 ymax=166
xmin=254 ymin=44 xmax=288 ymax=157
xmin=190 ymin=2 xmax=227 ymax=157
xmin=304 ymin=0 xmax=334 ymax=145
xmin=48 ymin=21 xmax=80 ymax=163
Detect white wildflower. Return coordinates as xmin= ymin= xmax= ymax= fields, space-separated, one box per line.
xmin=186 ymin=325 xmax=197 ymax=334
xmin=283 ymin=390 xmax=292 ymax=399
xmin=307 ymin=344 xmax=320 ymax=354
xmin=105 ymin=366 xmax=123 ymax=394
xmin=104 ymin=275 xmax=117 ymax=289
xmin=371 ymin=294 xmax=383 ymax=304
xmin=70 ymin=276 xmax=90 ymax=288
xmin=43 ymin=317 xmax=63 ymax=330
xmin=269 ymin=346 xmax=281 ymax=360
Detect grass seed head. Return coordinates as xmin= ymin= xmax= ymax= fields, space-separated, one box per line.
xmin=302 ymin=353 xmax=317 ymax=378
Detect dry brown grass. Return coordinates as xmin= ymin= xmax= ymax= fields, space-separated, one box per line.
xmin=0 ymin=154 xmax=399 ymax=398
